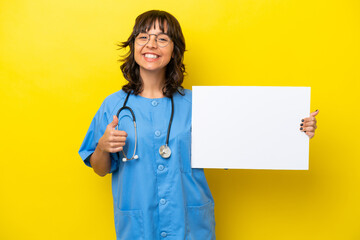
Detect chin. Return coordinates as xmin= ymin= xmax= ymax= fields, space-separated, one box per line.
xmin=140 ymin=66 xmax=164 ymax=72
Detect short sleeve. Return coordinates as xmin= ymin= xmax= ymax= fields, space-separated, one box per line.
xmin=78 ymin=100 xmax=119 ymax=174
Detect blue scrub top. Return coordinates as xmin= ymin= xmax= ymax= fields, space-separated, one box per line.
xmin=79 ymin=89 xmax=215 ymax=240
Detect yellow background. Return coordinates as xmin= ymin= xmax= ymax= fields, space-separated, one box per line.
xmin=1 ymin=0 xmax=359 ymax=239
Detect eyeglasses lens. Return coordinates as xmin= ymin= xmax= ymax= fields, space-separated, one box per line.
xmin=135 ymin=33 xmax=170 ymax=47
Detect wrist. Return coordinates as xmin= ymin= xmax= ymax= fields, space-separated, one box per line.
xmin=97 ymin=138 xmax=107 ymax=154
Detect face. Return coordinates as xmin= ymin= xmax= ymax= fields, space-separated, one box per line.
xmin=134 ymin=20 xmax=174 ymax=75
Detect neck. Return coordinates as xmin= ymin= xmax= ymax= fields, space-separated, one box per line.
xmin=139 ymin=68 xmax=166 ymax=98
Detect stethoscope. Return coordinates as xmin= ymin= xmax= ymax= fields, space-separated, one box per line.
xmin=116 ymin=92 xmax=174 ymax=162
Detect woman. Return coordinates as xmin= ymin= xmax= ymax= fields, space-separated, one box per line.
xmin=79 ymin=10 xmax=318 ymax=240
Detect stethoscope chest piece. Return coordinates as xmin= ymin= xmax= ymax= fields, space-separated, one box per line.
xmin=159 ymin=145 xmax=171 ymax=158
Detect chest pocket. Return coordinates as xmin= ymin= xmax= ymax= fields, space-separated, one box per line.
xmin=176 ymin=131 xmax=192 ymax=173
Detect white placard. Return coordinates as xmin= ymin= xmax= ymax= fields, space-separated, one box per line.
xmin=191 ymin=86 xmax=310 ymax=170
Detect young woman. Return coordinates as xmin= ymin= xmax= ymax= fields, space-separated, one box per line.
xmin=79 ymin=10 xmax=318 ymax=240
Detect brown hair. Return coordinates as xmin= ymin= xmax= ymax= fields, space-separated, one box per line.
xmin=117 ymin=10 xmax=186 ymax=97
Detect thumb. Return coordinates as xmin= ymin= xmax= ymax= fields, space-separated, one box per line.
xmin=310 ymin=109 xmax=319 ymax=117
xmin=109 ymin=115 xmax=119 ymax=128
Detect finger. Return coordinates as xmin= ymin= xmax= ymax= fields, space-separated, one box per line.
xmin=302 ymin=121 xmax=315 ymax=127
xmin=108 ymin=115 xmax=119 ymax=129
xmin=109 ymin=136 xmax=127 ymax=142
xmin=108 ymin=146 xmax=124 ymax=153
xmin=310 ymin=109 xmax=319 ymax=117
xmin=113 ymin=130 xmax=128 ymax=137
xmin=109 ymin=142 xmax=126 ymax=148
xmin=302 ymin=117 xmax=316 ymax=123
xmin=302 ymin=126 xmax=315 ymax=132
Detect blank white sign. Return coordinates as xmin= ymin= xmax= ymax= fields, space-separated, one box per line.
xmin=191 ymin=86 xmax=310 ymax=170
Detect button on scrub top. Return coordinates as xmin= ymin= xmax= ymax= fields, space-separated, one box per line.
xmin=79 ymin=89 xmax=215 ymax=240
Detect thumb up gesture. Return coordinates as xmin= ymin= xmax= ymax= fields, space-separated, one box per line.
xmin=98 ymin=115 xmax=128 ymax=153
xmin=300 ymin=110 xmax=319 ymax=139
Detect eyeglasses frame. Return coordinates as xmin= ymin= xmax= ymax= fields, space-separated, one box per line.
xmin=134 ymin=33 xmax=172 ymax=48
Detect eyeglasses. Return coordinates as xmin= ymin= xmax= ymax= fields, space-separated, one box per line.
xmin=135 ymin=33 xmax=171 ymax=48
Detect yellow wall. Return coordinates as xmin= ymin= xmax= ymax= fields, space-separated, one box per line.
xmin=1 ymin=0 xmax=359 ymax=239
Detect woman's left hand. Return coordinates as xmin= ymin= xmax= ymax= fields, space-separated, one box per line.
xmin=300 ymin=109 xmax=319 ymax=139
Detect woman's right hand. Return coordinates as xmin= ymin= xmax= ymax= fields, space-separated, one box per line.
xmin=98 ymin=115 xmax=128 ymax=153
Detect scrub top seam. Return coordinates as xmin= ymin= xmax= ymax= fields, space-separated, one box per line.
xmin=107 ymin=93 xmax=127 ymax=123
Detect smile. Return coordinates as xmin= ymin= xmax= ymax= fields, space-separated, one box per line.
xmin=144 ymin=53 xmax=159 ymax=59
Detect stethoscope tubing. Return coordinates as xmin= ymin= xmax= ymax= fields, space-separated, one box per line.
xmin=116 ymin=92 xmax=174 ymax=161
xmin=115 ymin=93 xmax=138 ymax=161
xmin=165 ymin=94 xmax=174 ymax=147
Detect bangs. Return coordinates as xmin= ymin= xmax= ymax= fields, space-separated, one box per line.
xmin=139 ymin=18 xmax=167 ymax=33
xmin=134 ymin=11 xmax=172 ymax=35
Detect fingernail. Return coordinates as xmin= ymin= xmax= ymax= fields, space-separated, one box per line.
xmin=300 ymin=127 xmax=303 ymax=130
xmin=301 ymin=119 xmax=304 ymax=122
xmin=316 ymin=109 xmax=319 ymax=112
xmin=300 ymin=123 xmax=303 ymax=126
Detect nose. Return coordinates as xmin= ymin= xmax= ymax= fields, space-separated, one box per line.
xmin=146 ymin=35 xmax=157 ymax=48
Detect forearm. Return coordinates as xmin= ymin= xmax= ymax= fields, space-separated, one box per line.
xmin=89 ymin=145 xmax=111 ymax=177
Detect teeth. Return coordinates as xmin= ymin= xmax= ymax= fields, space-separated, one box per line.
xmin=144 ymin=54 xmax=159 ymax=59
